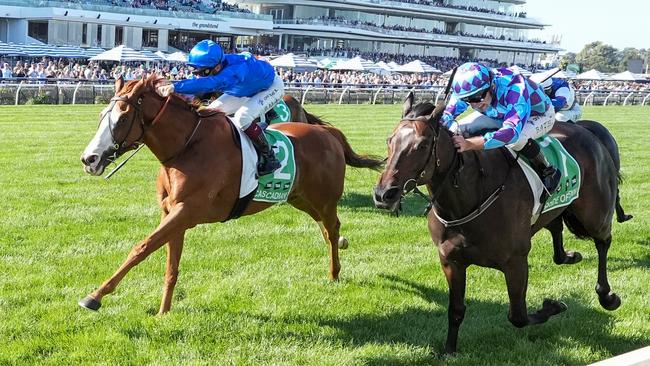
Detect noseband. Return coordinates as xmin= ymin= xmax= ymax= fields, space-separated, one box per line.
xmin=102 ymin=95 xmax=146 ymax=157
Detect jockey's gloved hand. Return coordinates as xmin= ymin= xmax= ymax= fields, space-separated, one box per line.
xmin=157 ymin=83 xmax=175 ymax=97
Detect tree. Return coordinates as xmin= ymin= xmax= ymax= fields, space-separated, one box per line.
xmin=618 ymin=47 xmax=643 ymax=72
xmin=575 ymin=41 xmax=620 ymax=72
xmin=559 ymin=52 xmax=576 ymax=70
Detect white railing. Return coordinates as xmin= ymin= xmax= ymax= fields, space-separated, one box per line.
xmin=1 ymin=82 xmax=649 ymax=105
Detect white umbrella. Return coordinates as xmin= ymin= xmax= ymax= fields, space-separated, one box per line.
xmin=140 ymin=49 xmax=164 ymax=61
xmin=270 ymin=53 xmax=318 ymax=72
xmin=155 ymin=50 xmax=168 ymax=59
xmin=83 ymin=47 xmax=106 ymax=58
xmin=51 ymin=45 xmax=87 ymax=58
xmin=509 ymin=64 xmax=532 ymax=76
xmin=395 ymin=60 xmax=441 ymax=73
xmin=374 ymin=61 xmax=393 ymax=75
xmin=609 ymin=71 xmax=641 ymax=81
xmin=165 ymin=51 xmax=187 ymax=62
xmin=576 ymin=69 xmax=608 ymax=80
xmin=0 ymin=42 xmax=26 ymax=56
xmin=90 ymin=45 xmax=153 ymax=62
xmin=387 ymin=61 xmax=401 ymax=70
xmin=529 ymin=68 xmax=568 ymax=84
xmin=331 ymin=56 xmax=369 ymax=71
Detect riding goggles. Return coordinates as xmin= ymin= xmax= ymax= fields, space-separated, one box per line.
xmin=461 ymin=88 xmax=489 ymax=103
xmin=190 ymin=67 xmax=213 ymax=77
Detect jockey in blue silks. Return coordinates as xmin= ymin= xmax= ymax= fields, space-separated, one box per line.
xmin=157 ymin=40 xmax=282 ymax=176
xmin=539 ymin=77 xmax=582 ymax=123
xmin=441 ymin=62 xmax=561 ymax=193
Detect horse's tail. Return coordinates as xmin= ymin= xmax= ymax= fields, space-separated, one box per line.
xmin=575 ymin=120 xmax=633 ymax=223
xmin=323 ymin=126 xmax=384 ymax=170
xmin=304 ymin=110 xmax=331 ymax=126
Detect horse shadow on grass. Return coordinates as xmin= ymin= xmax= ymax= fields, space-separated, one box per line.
xmin=245 ymin=274 xmax=647 ymax=365
xmin=608 ymin=236 xmax=650 ymax=271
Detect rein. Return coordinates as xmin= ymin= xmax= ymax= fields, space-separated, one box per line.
xmin=398 ymin=117 xmax=515 ymax=228
xmin=103 ymin=93 xmax=203 ymax=178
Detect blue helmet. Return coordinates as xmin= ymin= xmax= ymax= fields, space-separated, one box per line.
xmin=451 ymin=62 xmax=492 ymax=99
xmin=187 ymin=40 xmax=224 ymax=69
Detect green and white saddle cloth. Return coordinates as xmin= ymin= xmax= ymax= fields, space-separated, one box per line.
xmin=516 ymin=135 xmax=581 ymax=223
xmin=268 ymin=100 xmax=291 ymax=124
xmin=253 ymin=128 xmax=297 ymax=203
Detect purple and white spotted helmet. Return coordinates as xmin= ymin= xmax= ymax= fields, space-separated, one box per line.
xmin=451 ymin=62 xmax=493 ymax=99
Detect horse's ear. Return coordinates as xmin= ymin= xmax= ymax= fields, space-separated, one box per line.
xmin=402 ymin=91 xmax=414 ymax=118
xmin=427 ymin=101 xmax=447 ymax=131
xmin=114 ymin=75 xmax=124 ymax=94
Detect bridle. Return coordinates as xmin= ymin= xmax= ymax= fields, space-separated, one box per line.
xmin=101 ymin=95 xmax=146 ymax=160
xmin=397 ymin=116 xmax=459 ymax=204
xmin=102 ymin=91 xmax=202 ymax=165
xmin=393 ymin=115 xmax=510 ymax=227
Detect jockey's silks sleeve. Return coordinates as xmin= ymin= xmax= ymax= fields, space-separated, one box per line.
xmin=173 ymin=65 xmax=243 ymax=95
xmin=173 ymin=53 xmax=276 ymax=97
xmin=441 ymin=95 xmax=469 ymax=128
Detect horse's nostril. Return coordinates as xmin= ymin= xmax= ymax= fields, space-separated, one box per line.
xmin=82 ymin=154 xmax=98 ymax=166
xmin=383 ymin=187 xmax=400 ymax=201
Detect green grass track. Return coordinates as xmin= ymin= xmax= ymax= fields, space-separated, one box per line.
xmin=0 ymin=104 xmax=648 ymax=365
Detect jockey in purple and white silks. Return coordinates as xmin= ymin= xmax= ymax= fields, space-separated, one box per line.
xmin=157 ymin=39 xmax=282 ymax=176
xmin=539 ymin=77 xmax=583 ymax=123
xmin=441 ymin=62 xmax=561 ymax=193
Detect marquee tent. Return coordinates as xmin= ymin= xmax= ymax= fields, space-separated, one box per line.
xmin=89 ymin=45 xmax=153 ymax=62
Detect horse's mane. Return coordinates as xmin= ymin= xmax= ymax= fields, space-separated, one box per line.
xmin=116 ymin=75 xmax=223 ymax=116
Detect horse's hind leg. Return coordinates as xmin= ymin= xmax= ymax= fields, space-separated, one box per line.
xmin=594 ymin=234 xmax=621 ymax=310
xmin=79 ymin=206 xmax=192 ymax=311
xmin=546 ymin=216 xmax=582 ymax=265
xmin=290 ymin=198 xmax=341 ymax=280
xmin=616 ymin=191 xmax=633 ymax=222
xmin=503 ymin=255 xmax=567 ymax=328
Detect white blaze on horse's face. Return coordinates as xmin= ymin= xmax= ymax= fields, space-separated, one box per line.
xmin=80 ymin=103 xmax=123 ymax=176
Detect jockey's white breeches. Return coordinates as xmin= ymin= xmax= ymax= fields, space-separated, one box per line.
xmin=207 ymin=74 xmax=285 ymax=130
xmin=555 ymin=103 xmax=582 ymax=123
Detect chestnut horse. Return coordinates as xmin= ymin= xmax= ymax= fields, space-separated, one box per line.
xmin=374 ymin=95 xmax=627 ymax=354
xmin=79 ymin=75 xmax=382 ymax=314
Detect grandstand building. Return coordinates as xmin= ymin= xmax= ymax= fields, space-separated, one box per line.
xmin=0 ymin=0 xmax=273 ymax=52
xmin=237 ymin=0 xmax=560 ymax=64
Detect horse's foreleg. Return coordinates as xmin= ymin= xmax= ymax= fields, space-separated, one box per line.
xmin=440 ymin=259 xmax=467 ymax=355
xmin=503 ymin=255 xmax=567 ymax=328
xmin=594 ymin=235 xmax=621 ymax=310
xmin=79 ymin=204 xmax=192 ymax=311
xmin=158 ymin=232 xmax=185 ymax=315
xmin=546 ymin=216 xmax=582 ymax=265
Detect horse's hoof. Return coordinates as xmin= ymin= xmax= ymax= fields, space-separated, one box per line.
xmin=338 ymin=237 xmax=349 ymax=250
xmin=599 ymin=293 xmax=621 ymax=311
xmin=618 ymin=214 xmax=633 ymax=223
xmin=565 ymin=251 xmax=583 ymax=264
xmin=78 ymin=296 xmax=101 ymax=311
xmin=542 ymin=298 xmax=568 ymax=315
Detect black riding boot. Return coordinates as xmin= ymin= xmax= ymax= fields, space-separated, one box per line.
xmin=247 ymin=125 xmax=281 ymax=176
xmin=519 ymin=138 xmax=561 ymax=194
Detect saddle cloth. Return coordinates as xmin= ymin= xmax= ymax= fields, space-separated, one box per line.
xmin=510 ymin=135 xmax=581 ymax=225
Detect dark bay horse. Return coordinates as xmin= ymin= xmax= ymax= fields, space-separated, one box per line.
xmin=373 ymin=94 xmax=627 ymax=354
xmin=79 ymin=75 xmax=382 ymax=314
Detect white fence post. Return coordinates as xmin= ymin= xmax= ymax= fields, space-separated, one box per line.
xmin=338 ymin=86 xmax=350 ymax=105
xmin=583 ymin=91 xmax=594 ymax=106
xmin=72 ymin=82 xmax=82 ymax=105
xmin=15 ymin=81 xmax=24 ymax=105
xmin=622 ymin=92 xmax=634 ymax=106
xmin=372 ymin=87 xmax=383 ymax=104
xmin=301 ymin=85 xmax=311 ymax=106
xmin=642 ymin=94 xmax=650 ymax=106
